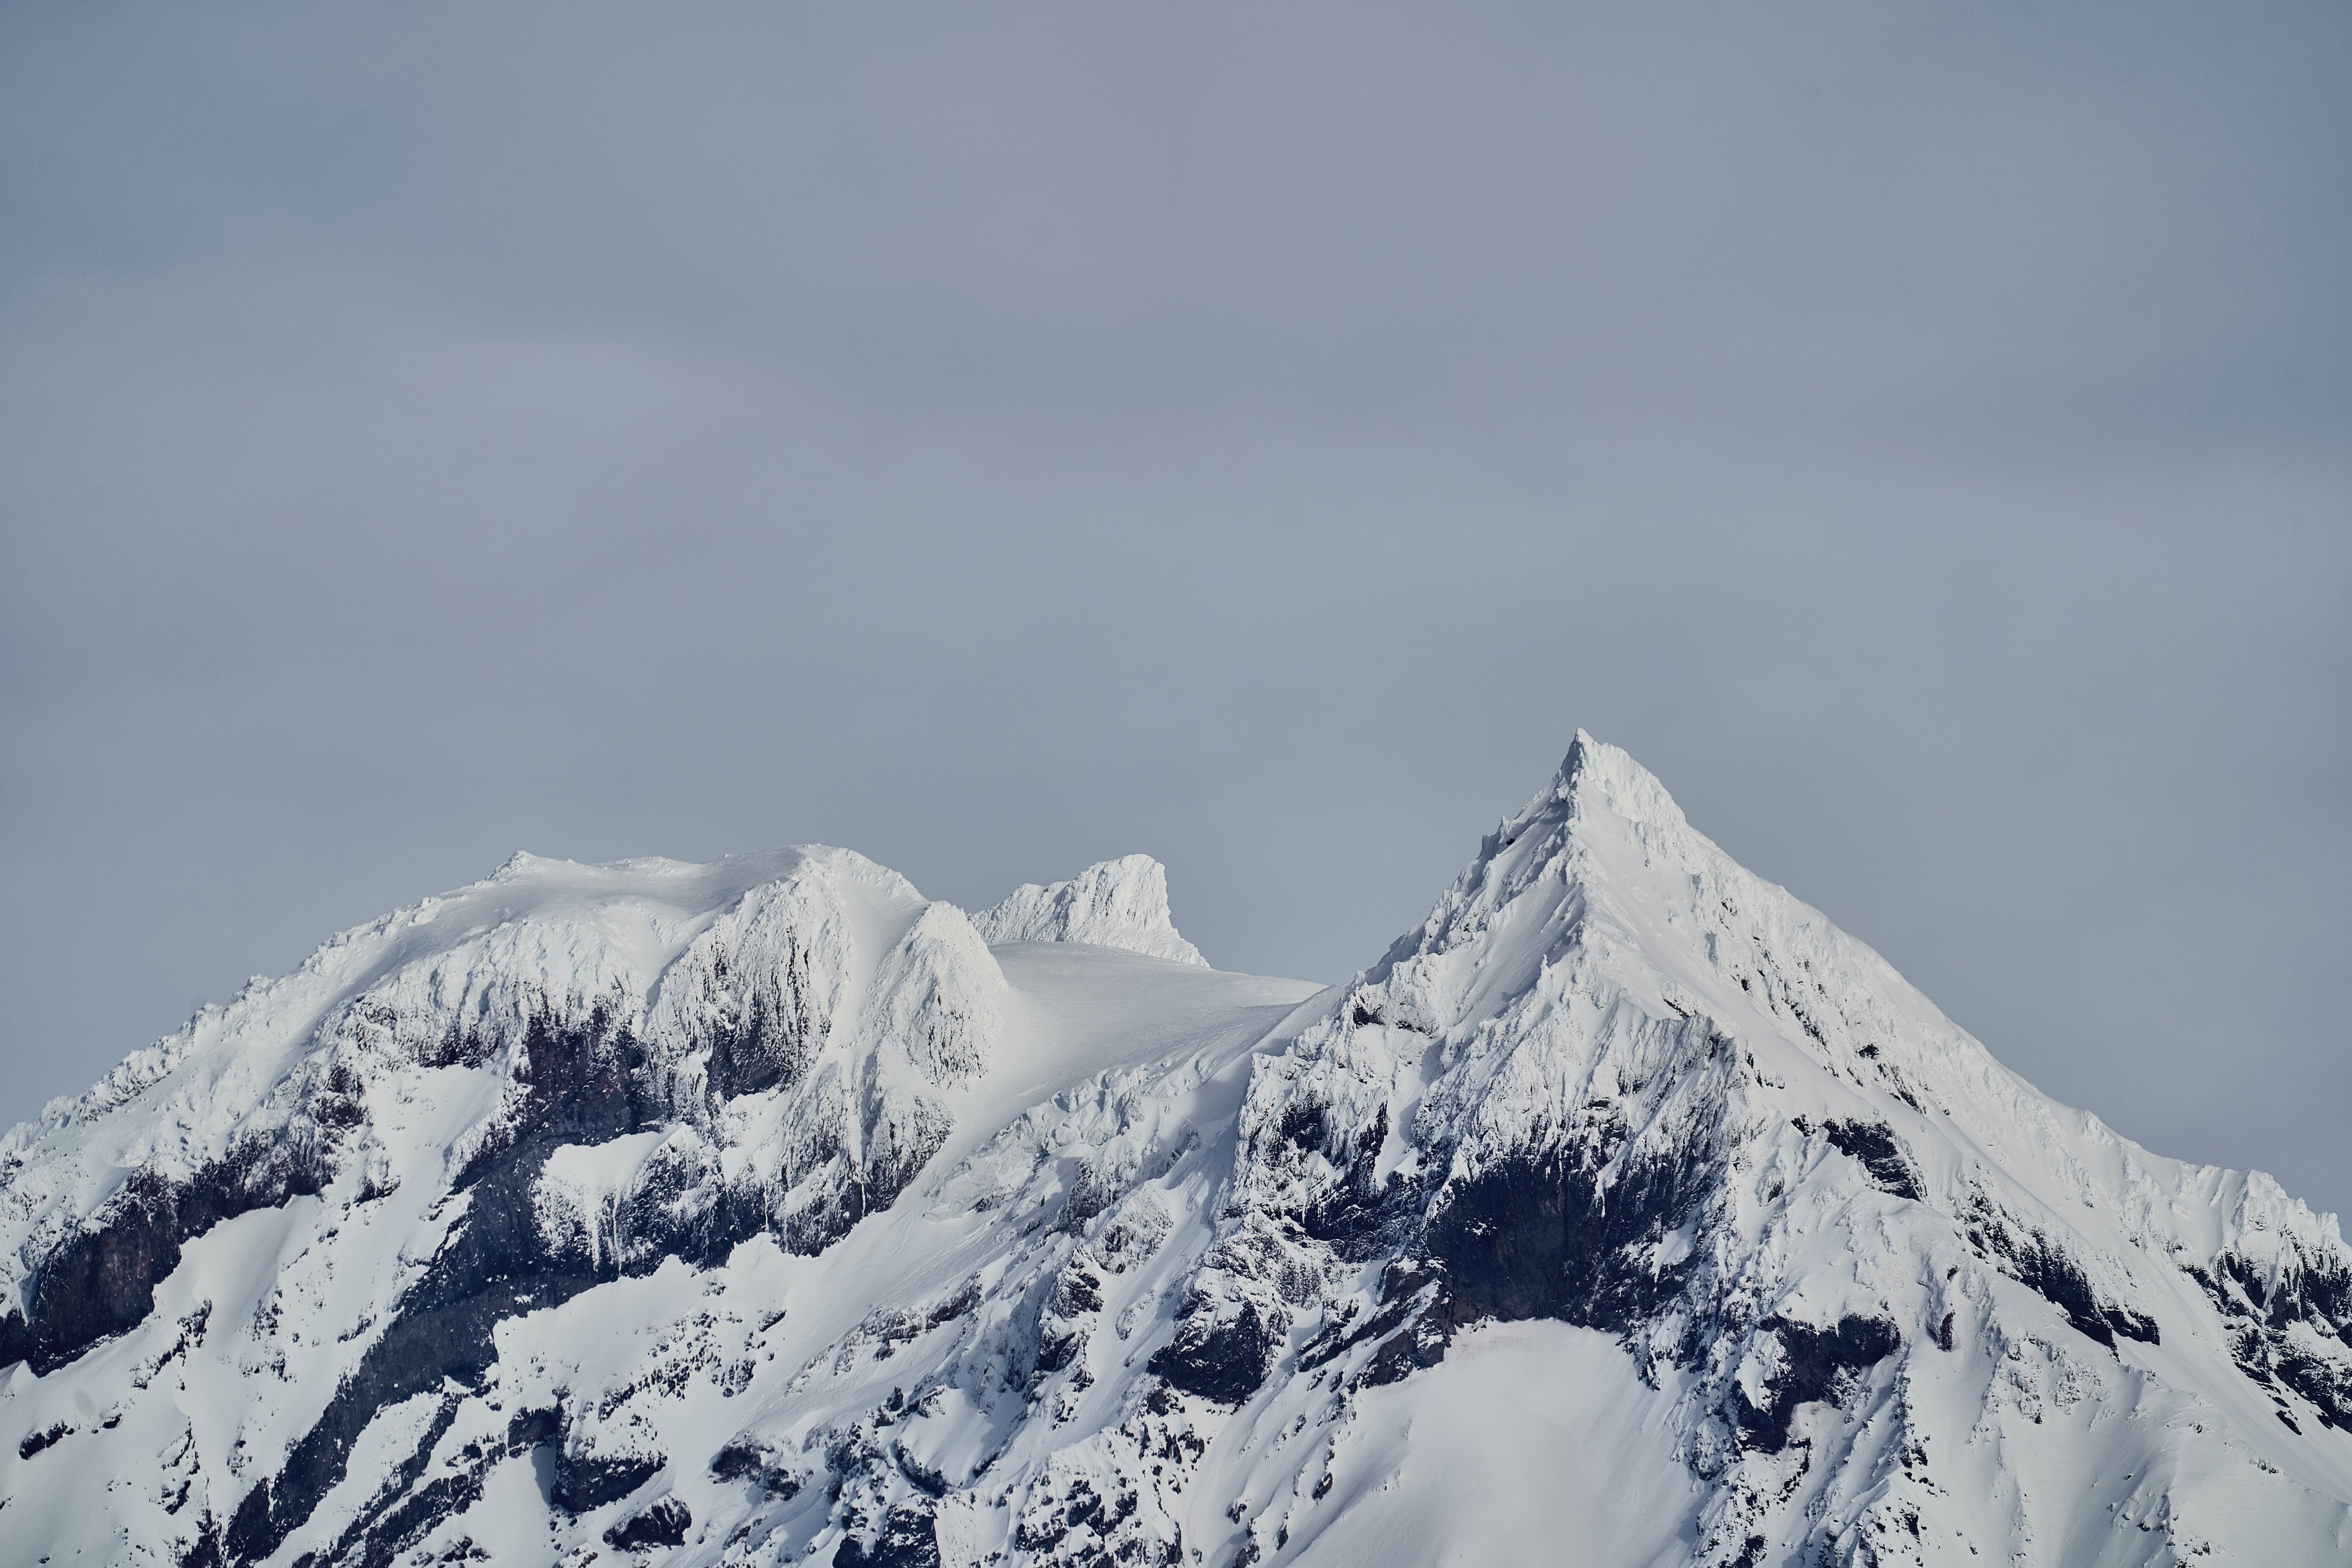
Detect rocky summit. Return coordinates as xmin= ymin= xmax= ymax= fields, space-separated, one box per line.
xmin=4 ymin=734 xmax=2349 ymax=1566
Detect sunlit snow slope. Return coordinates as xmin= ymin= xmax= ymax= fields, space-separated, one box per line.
xmin=4 ymin=737 xmax=2349 ymax=1568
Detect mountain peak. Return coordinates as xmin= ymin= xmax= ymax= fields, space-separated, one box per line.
xmin=970 ymin=854 xmax=1208 ymax=966
xmin=1537 ymin=728 xmax=1688 ymax=832
xmin=1375 ymin=731 xmax=1701 ymax=981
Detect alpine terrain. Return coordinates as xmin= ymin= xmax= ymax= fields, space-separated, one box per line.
xmin=4 ymin=734 xmax=2349 ymax=1567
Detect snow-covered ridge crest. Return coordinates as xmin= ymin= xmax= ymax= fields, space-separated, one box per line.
xmin=971 ymin=853 xmax=1207 ymax=966
xmin=0 ymin=844 xmax=1007 ymax=1361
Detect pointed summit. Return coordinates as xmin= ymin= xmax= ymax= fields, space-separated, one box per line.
xmin=1526 ymin=729 xmax=1688 ymax=833
xmin=1376 ymin=731 xmax=1703 ymax=981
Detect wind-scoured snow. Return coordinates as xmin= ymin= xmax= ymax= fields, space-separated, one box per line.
xmin=3 ymin=736 xmax=2349 ymax=1568
xmin=972 ymin=856 xmax=1208 ymax=966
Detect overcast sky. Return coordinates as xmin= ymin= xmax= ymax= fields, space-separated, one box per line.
xmin=3 ymin=1 xmax=2346 ymax=1217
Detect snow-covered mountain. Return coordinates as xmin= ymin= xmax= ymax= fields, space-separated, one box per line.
xmin=4 ymin=734 xmax=2348 ymax=1567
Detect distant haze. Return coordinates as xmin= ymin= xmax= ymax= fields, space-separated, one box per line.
xmin=3 ymin=4 xmax=2346 ymax=1217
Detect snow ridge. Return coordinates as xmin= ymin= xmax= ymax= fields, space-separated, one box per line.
xmin=971 ymin=854 xmax=1207 ymax=966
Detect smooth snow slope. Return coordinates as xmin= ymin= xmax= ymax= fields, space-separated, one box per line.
xmin=2 ymin=738 xmax=2349 ymax=1568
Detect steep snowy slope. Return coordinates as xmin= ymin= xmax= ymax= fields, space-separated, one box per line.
xmin=3 ymin=738 xmax=2348 ymax=1568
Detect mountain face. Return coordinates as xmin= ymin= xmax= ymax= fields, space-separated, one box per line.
xmin=4 ymin=736 xmax=2349 ymax=1568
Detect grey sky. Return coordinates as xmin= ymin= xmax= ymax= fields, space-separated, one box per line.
xmin=3 ymin=2 xmax=2347 ymax=1217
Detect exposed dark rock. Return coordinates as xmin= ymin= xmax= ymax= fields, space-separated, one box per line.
xmin=1276 ymin=1102 xmax=1328 ymax=1155
xmin=293 ymin=1391 xmax=468 ymax=1568
xmin=1011 ymin=1476 xmax=1152 ymax=1562
xmin=1966 ymin=1197 xmax=2158 ymax=1350
xmin=2243 ymin=1247 xmax=2352 ymax=1335
xmin=1035 ymin=1319 xmax=1084 ymax=1376
xmin=1299 ymin=1107 xmax=1421 ymax=1264
xmin=1816 ymin=1121 xmax=1924 ymax=1203
xmin=1735 ymin=1315 xmax=1903 ymax=1452
xmin=18 ymin=1420 xmax=70 ymax=1459
xmin=338 ymin=1460 xmax=486 ymax=1568
xmin=1292 ymin=1130 xmax=1719 ymax=1393
xmin=697 ymin=939 xmax=827 ymax=1102
xmin=895 ymin=1448 xmax=951 ymax=1500
xmin=2272 ymin=1343 xmax=2352 ymax=1431
xmin=713 ymin=1440 xmax=805 ymax=1498
xmin=17 ymin=1137 xmax=332 ymax=1374
xmin=710 ymin=1439 xmax=761 ymax=1479
xmin=225 ymin=1014 xmax=654 ymax=1565
xmin=1356 ymin=1306 xmax=1457 ymax=1389
xmin=553 ymin=1451 xmax=666 ymax=1515
xmin=1060 ymin=1161 xmax=1115 ymax=1230
xmin=771 ymin=1114 xmax=952 ymax=1259
xmin=181 ymin=1518 xmax=226 ymax=1568
xmin=447 ymin=1012 xmax=655 ymax=1193
xmin=835 ymin=1504 xmax=940 ymax=1568
xmin=1422 ymin=1145 xmax=1705 ymax=1333
xmin=2185 ymin=1255 xmax=2352 ymax=1431
xmin=506 ymin=1406 xmax=562 ymax=1449
xmin=1299 ymin=1261 xmax=1465 ymax=1390
xmin=604 ymin=1497 xmax=693 ymax=1552
xmin=1148 ymin=1302 xmax=1278 ymax=1405
xmin=1053 ymin=1265 xmax=1105 ymax=1318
